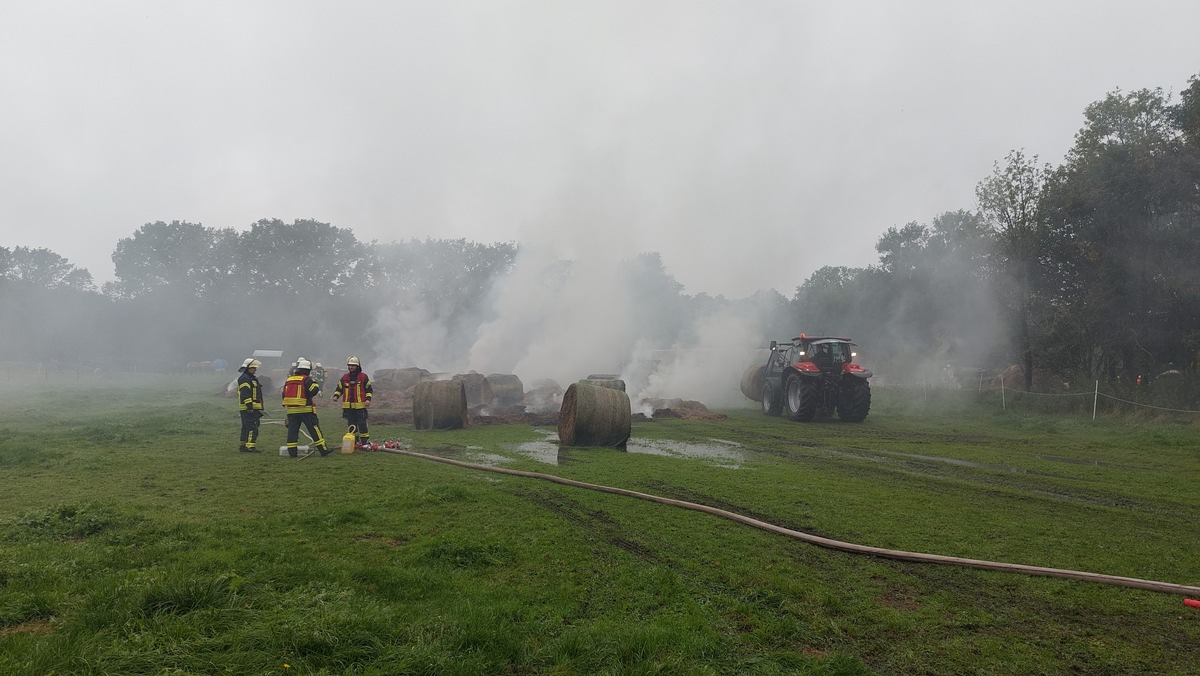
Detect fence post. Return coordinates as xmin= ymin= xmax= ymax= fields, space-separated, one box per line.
xmin=1001 ymin=378 xmax=1006 ymax=410
xmin=1093 ymin=380 xmax=1099 ymax=421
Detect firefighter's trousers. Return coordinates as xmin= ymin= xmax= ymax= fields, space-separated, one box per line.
xmin=286 ymin=411 xmax=325 ymax=456
xmin=240 ymin=410 xmax=262 ymax=449
xmin=344 ymin=407 xmax=369 ymax=442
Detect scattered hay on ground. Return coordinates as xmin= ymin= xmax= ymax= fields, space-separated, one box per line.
xmin=639 ymin=398 xmax=727 ymax=421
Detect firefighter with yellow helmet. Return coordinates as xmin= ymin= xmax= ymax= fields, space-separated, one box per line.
xmin=333 ymin=355 xmax=373 ymax=446
xmin=237 ymin=358 xmax=264 ymax=452
xmin=281 ymin=357 xmax=329 ymax=457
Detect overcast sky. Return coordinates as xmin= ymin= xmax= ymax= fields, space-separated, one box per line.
xmin=2 ymin=1 xmax=1197 ymax=298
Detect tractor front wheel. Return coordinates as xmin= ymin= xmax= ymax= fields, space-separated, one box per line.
xmin=762 ymin=382 xmax=782 ymax=416
xmin=785 ymin=374 xmax=818 ymax=421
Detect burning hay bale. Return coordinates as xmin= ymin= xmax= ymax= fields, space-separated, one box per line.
xmin=524 ymin=380 xmax=564 ymax=414
xmin=739 ymin=363 xmax=766 ymax=402
xmin=374 ymin=367 xmax=432 ymax=392
xmin=413 ymin=379 xmax=468 ymax=430
xmin=452 ymin=372 xmax=493 ymax=406
xmin=486 ymin=373 xmax=524 ymax=407
xmin=579 ymin=374 xmax=626 ymax=391
xmin=558 ymin=382 xmax=631 ymax=449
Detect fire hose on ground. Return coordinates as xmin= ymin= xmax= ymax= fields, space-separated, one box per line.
xmin=381 ymin=447 xmax=1200 ymax=598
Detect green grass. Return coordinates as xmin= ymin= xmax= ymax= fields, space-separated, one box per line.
xmin=1 ymin=375 xmax=1200 ymax=674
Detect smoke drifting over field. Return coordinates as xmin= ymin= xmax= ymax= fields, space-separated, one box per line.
xmin=371 ymin=236 xmax=767 ymax=407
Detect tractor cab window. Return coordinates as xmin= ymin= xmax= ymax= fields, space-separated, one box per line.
xmin=829 ymin=343 xmax=848 ymax=365
xmin=811 ymin=344 xmax=834 ymax=368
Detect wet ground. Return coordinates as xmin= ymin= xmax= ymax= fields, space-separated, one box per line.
xmin=483 ymin=430 xmax=747 ymax=468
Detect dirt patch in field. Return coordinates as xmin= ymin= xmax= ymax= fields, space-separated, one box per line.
xmin=0 ymin=619 xmax=53 ymax=638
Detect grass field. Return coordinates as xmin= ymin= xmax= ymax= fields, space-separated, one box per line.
xmin=2 ymin=373 xmax=1200 ymax=674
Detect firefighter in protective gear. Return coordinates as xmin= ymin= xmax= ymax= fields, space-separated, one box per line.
xmin=282 ymin=357 xmax=329 ymax=457
xmin=333 ymin=355 xmax=373 ymax=445
xmin=237 ymin=359 xmax=264 ymax=452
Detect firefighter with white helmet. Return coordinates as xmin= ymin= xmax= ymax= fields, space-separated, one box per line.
xmin=333 ymin=355 xmax=373 ymax=447
xmin=281 ymin=357 xmax=329 ymax=457
xmin=236 ymin=358 xmax=264 ymax=452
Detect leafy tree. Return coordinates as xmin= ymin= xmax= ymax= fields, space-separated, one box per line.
xmin=364 ymin=238 xmax=518 ymax=320
xmin=234 ymin=218 xmax=365 ymax=298
xmin=976 ymin=150 xmax=1053 ymax=390
xmin=0 ymin=247 xmax=107 ymax=364
xmin=4 ymin=246 xmax=95 ymax=291
xmin=875 ymin=223 xmax=930 ymax=276
xmin=620 ymin=252 xmax=687 ymax=348
xmin=1048 ymin=86 xmax=1199 ymax=380
xmin=109 ymin=221 xmax=230 ymax=299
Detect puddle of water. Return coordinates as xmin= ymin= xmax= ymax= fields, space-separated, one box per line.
xmin=503 ymin=431 xmax=746 ymax=468
xmin=463 ymin=451 xmax=514 ymax=468
xmin=626 ymin=438 xmax=746 ymax=469
xmin=502 ymin=429 xmax=563 ymax=465
xmin=501 ymin=440 xmax=562 ymax=465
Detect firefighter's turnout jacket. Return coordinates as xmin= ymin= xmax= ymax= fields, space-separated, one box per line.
xmin=282 ymin=372 xmax=327 ymax=455
xmin=334 ymin=371 xmax=373 ymax=409
xmin=282 ymin=374 xmax=321 ymax=412
xmin=237 ymin=371 xmax=264 ymax=411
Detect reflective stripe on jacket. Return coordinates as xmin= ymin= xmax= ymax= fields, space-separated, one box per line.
xmin=336 ymin=372 xmax=373 ymax=409
xmin=237 ymin=372 xmax=263 ymax=410
xmin=282 ymin=374 xmax=318 ymax=412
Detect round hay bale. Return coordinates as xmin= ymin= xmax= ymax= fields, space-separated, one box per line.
xmin=739 ymin=363 xmax=766 ymax=401
xmin=578 ymin=378 xmax=626 ymax=392
xmin=413 ymin=380 xmax=468 ymax=430
xmin=558 ymin=382 xmax=631 ymax=449
xmin=374 ymin=367 xmax=431 ymax=392
xmin=486 ymin=373 xmax=524 ymax=407
xmin=452 ymin=372 xmax=493 ymax=406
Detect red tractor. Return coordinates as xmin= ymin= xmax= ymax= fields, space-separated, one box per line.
xmin=759 ymin=334 xmax=872 ymax=422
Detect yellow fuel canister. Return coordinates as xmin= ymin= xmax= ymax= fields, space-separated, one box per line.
xmin=341 ymin=425 xmax=357 ymax=454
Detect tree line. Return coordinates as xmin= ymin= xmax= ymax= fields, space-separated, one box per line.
xmin=792 ymin=77 xmax=1200 ymax=391
xmin=2 ymin=75 xmax=1197 ymax=393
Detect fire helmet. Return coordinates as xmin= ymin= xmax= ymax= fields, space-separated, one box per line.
xmin=247 ymin=359 xmax=261 ymax=369
xmin=240 ymin=358 xmax=254 ymax=370
xmin=296 ymin=357 xmax=313 ymax=371
xmin=347 ymin=356 xmax=361 ymax=367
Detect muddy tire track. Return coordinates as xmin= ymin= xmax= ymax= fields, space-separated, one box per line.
xmin=511 ymin=486 xmax=661 ymax=563
xmin=635 ymin=479 xmax=835 ymax=539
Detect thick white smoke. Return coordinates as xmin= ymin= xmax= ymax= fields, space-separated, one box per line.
xmin=631 ymin=308 xmax=762 ymax=409
xmin=370 ymin=238 xmax=767 ymax=409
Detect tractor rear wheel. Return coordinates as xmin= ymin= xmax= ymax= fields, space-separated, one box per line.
xmin=785 ymin=373 xmax=817 ymax=421
xmin=762 ymin=382 xmax=782 ymax=416
xmin=838 ymin=378 xmax=872 ymax=422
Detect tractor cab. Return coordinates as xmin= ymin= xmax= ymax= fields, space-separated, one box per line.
xmin=770 ymin=336 xmax=857 ymax=372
